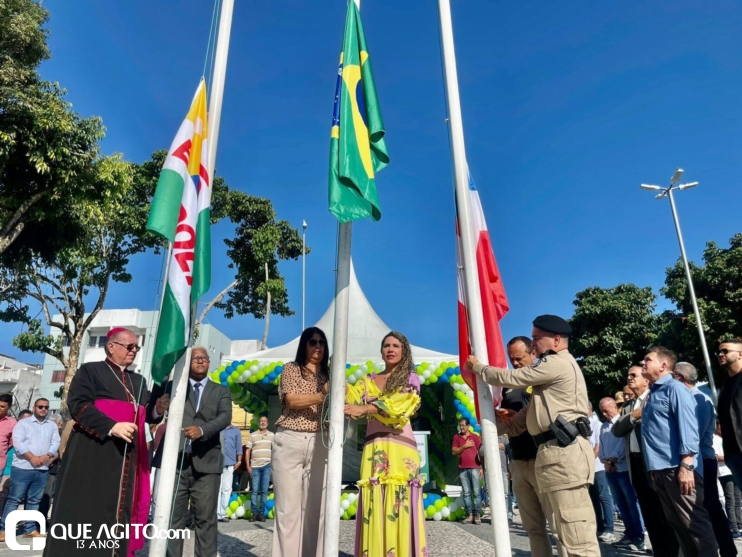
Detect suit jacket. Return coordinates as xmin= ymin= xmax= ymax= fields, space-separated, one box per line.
xmin=724 ymin=375 xmax=742 ymax=452
xmin=612 ymin=394 xmax=648 ymax=483
xmin=149 ymin=377 xmax=232 ymax=474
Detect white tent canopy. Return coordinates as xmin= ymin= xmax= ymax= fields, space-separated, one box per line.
xmin=227 ymin=260 xmax=457 ymax=365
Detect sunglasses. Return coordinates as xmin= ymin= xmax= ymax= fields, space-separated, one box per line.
xmin=36 ymin=405 xmax=49 ymax=410
xmin=308 ymin=339 xmax=326 ymax=348
xmin=111 ymin=341 xmax=141 ymax=353
xmin=717 ymin=349 xmax=742 ymax=356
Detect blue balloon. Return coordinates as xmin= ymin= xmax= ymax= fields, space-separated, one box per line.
xmin=219 ymin=372 xmax=228 ymax=381
xmin=346 ymin=364 xmax=351 ymax=369
xmin=275 ymin=365 xmax=283 ymax=373
xmin=266 ymin=499 xmax=275 ymax=510
xmin=262 ymin=377 xmax=270 ymax=384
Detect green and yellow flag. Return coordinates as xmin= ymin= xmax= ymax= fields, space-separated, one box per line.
xmin=329 ymin=1 xmax=389 ymax=222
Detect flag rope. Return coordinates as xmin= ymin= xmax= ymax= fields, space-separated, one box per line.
xmin=202 ymin=0 xmax=222 ymax=82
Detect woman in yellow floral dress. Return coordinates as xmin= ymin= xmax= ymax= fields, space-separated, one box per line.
xmin=344 ymin=331 xmax=428 ymax=557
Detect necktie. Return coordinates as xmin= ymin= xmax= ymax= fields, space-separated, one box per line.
xmin=193 ymin=382 xmax=202 ymax=413
xmin=185 ymin=383 xmax=202 ymax=453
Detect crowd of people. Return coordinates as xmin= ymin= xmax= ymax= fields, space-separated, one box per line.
xmin=0 ymin=320 xmax=740 ymax=557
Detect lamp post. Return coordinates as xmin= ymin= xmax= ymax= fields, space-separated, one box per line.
xmin=640 ymin=168 xmax=717 ymax=404
xmin=302 ymin=220 xmax=307 ymax=331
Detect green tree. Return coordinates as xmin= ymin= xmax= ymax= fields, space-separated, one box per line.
xmin=570 ymin=284 xmax=661 ymax=403
xmin=660 ymin=233 xmax=742 ymax=383
xmin=0 ymin=0 xmax=104 ymax=257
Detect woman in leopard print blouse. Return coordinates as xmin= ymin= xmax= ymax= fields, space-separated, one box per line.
xmin=272 ymin=327 xmax=330 ymax=557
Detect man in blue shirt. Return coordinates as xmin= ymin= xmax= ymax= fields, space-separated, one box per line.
xmin=0 ymin=398 xmax=60 ymax=541
xmin=218 ymin=424 xmax=243 ymax=522
xmin=674 ymin=362 xmax=737 ymax=557
xmin=598 ymin=397 xmax=645 ymax=550
xmin=641 ymin=346 xmax=717 ymax=557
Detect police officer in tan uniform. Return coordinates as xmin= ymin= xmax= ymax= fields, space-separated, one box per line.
xmin=467 ymin=314 xmax=600 ymax=557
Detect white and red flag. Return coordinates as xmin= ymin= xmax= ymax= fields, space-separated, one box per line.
xmin=457 ymin=168 xmax=509 ymax=413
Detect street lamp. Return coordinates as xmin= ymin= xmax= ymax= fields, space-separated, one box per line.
xmin=640 ymin=168 xmax=718 ymax=404
xmin=302 ymin=220 xmax=307 ymax=332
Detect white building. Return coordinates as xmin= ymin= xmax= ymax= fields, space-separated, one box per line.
xmin=39 ymin=309 xmax=234 ymax=413
xmin=0 ymin=354 xmax=43 ymax=417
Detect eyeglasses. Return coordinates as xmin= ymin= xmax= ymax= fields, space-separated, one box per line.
xmin=191 ymin=356 xmax=210 ymax=363
xmin=717 ymin=349 xmax=742 ymax=356
xmin=36 ymin=405 xmax=49 ymax=410
xmin=308 ymin=339 xmax=326 ymax=348
xmin=111 ymin=342 xmax=141 ymax=353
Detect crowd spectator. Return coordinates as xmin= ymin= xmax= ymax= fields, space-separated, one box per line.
xmin=622 ymin=386 xmax=634 ymax=404
xmin=717 ymin=338 xmax=742 ymax=487
xmin=588 ymin=402 xmax=615 ymax=542
xmin=674 ymin=362 xmax=737 ymax=557
xmin=0 ymin=395 xmax=15 ymax=485
xmin=613 ymin=366 xmax=678 ymax=557
xmin=247 ymin=416 xmax=274 ymax=522
xmin=0 ymin=399 xmax=59 ymax=541
xmin=452 ymin=417 xmax=482 ymax=524
xmin=716 ymin=421 xmax=742 ymax=539
xmin=614 ymin=391 xmax=625 ymax=412
xmin=37 ymin=414 xmax=63 ymax=520
xmin=218 ymin=423 xmax=243 ymax=523
xmin=598 ymin=397 xmax=645 ymax=550
xmin=641 ymin=346 xmax=717 ymax=557
xmin=0 ymin=410 xmax=32 ymax=520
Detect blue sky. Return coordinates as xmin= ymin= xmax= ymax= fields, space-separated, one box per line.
xmin=3 ymin=0 xmax=742 ymax=365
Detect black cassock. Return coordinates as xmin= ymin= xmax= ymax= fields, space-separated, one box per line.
xmin=45 ymin=361 xmax=161 ymax=557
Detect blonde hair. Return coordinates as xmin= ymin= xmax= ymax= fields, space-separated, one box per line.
xmin=381 ymin=332 xmax=414 ymax=395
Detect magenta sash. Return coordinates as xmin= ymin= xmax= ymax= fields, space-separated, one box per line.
xmin=94 ymin=399 xmax=149 ymax=556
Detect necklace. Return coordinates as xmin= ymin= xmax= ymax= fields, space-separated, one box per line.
xmin=105 ymin=361 xmax=136 ymax=404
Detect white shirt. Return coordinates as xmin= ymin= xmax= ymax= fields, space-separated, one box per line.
xmin=589 ymin=413 xmax=604 ymax=472
xmin=629 ymin=389 xmax=650 ymax=453
xmin=714 ymin=434 xmax=732 ymax=477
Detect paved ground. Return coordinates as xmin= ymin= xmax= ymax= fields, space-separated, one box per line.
xmin=0 ymin=507 xmax=648 ymax=557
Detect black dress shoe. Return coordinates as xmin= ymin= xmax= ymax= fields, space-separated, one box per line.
xmin=219 ymin=518 xmax=230 ymax=523
xmin=249 ymin=514 xmax=258 ymax=522
xmin=258 ymin=513 xmax=266 ymax=522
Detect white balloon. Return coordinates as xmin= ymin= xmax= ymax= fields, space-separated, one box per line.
xmin=428 ymin=364 xmax=437 ymax=372
xmin=341 ymin=500 xmax=351 ymax=510
xmin=423 ymin=370 xmax=431 ymax=379
xmin=230 ymin=513 xmax=238 ymax=520
xmin=449 ymin=503 xmax=458 ymax=512
xmin=250 ymin=365 xmax=258 ymax=373
xmin=453 ymin=383 xmax=461 ymax=391
xmin=347 ymin=493 xmax=357 ymax=503
xmin=241 ymin=372 xmax=250 ymax=382
xmin=441 ymin=507 xmax=450 ymax=518
xmin=433 ymin=512 xmax=442 ymax=521
xmin=235 ymin=507 xmax=245 ymax=518
xmin=360 ymin=365 xmax=368 ymax=372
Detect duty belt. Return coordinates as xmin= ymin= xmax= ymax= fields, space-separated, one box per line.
xmin=533 ymin=424 xmax=588 ymax=447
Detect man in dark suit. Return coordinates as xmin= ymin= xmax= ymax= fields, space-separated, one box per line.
xmin=613 ymin=365 xmax=678 ymax=557
xmin=718 ymin=338 xmax=742 ymax=488
xmin=150 ymin=347 xmax=232 ymax=557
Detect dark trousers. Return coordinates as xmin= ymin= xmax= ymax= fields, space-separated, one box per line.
xmin=650 ymin=468 xmax=718 ymax=557
xmin=167 ymin=458 xmax=220 ymax=557
xmin=589 ymin=470 xmax=614 ymax=533
xmin=721 ymin=475 xmax=742 ymax=532
xmin=703 ymin=458 xmax=738 ymax=557
xmin=37 ymin=473 xmax=57 ymax=519
xmin=629 ymin=454 xmax=679 ymax=557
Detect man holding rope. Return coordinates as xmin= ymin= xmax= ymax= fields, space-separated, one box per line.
xmin=45 ymin=327 xmax=169 ymax=557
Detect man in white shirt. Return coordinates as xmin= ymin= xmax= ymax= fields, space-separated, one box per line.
xmin=587 ymin=403 xmax=615 ymax=542
xmin=613 ymin=366 xmax=678 ymax=557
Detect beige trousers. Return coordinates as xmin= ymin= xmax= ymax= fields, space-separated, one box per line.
xmin=544 ymin=485 xmax=601 ymax=557
xmin=272 ymin=427 xmax=328 ymax=557
xmin=511 ymin=459 xmax=568 ymax=557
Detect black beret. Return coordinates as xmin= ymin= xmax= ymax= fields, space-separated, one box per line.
xmin=532 ymin=314 xmax=572 ymax=336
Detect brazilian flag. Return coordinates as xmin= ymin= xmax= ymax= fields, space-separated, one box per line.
xmin=329 ymin=1 xmax=389 ymax=223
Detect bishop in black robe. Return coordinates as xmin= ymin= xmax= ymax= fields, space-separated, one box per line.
xmin=45 ymin=332 xmax=167 ymax=557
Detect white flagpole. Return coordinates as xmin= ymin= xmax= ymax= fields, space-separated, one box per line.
xmin=148 ymin=2 xmax=234 ymax=556
xmin=322 ymin=3 xmax=361 ymax=554
xmin=322 ymin=221 xmax=352 ymax=557
xmin=438 ymin=0 xmax=511 ymax=555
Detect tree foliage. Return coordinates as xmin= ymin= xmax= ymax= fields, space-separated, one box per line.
xmin=0 ymin=0 xmax=105 ymax=258
xmin=570 ymin=284 xmax=660 ymax=403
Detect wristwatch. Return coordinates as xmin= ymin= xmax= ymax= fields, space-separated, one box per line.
xmin=679 ymin=462 xmax=695 ymax=471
